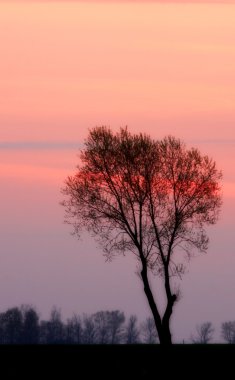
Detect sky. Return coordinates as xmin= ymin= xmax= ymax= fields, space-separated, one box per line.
xmin=0 ymin=0 xmax=235 ymax=342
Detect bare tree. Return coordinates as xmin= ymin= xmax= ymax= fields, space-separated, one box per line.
xmin=141 ymin=317 xmax=158 ymax=344
xmin=82 ymin=314 xmax=97 ymax=344
xmin=0 ymin=307 xmax=23 ymax=344
xmin=87 ymin=310 xmax=125 ymax=344
xmin=21 ymin=305 xmax=40 ymax=344
xmin=46 ymin=307 xmax=65 ymax=344
xmin=66 ymin=313 xmax=83 ymax=344
xmin=108 ymin=310 xmax=125 ymax=344
xmin=62 ymin=126 xmax=222 ymax=344
xmin=221 ymin=321 xmax=235 ymax=344
xmin=191 ymin=322 xmax=214 ymax=344
xmin=93 ymin=311 xmax=111 ymax=344
xmin=124 ymin=315 xmax=140 ymax=344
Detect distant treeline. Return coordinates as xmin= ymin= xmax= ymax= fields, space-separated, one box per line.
xmin=0 ymin=305 xmax=158 ymax=344
xmin=0 ymin=305 xmax=235 ymax=344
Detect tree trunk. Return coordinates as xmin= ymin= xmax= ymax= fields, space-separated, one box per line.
xmin=161 ymin=318 xmax=172 ymax=345
xmin=140 ymin=265 xmax=173 ymax=345
xmin=161 ymin=264 xmax=177 ymax=345
xmin=140 ymin=257 xmax=177 ymax=345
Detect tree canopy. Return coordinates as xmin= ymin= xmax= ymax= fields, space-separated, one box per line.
xmin=62 ymin=126 xmax=222 ymax=344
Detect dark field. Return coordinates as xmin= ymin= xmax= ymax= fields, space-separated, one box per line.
xmin=1 ymin=344 xmax=234 ymax=378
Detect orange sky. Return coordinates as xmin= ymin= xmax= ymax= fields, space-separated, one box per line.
xmin=1 ymin=2 xmax=235 ymax=191
xmin=0 ymin=1 xmax=235 ymax=341
xmin=1 ymin=2 xmax=235 ymax=142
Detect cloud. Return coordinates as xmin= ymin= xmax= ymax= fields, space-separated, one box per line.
xmin=0 ymin=141 xmax=82 ymax=150
xmin=1 ymin=138 xmax=235 ymax=152
xmin=187 ymin=139 xmax=235 ymax=145
xmin=1 ymin=0 xmax=235 ymax=2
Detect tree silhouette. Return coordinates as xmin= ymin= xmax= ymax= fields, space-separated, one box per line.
xmin=108 ymin=310 xmax=125 ymax=344
xmin=124 ymin=315 xmax=140 ymax=344
xmin=93 ymin=311 xmax=111 ymax=344
xmin=141 ymin=317 xmax=159 ymax=344
xmin=191 ymin=322 xmax=214 ymax=344
xmin=62 ymin=126 xmax=222 ymax=344
xmin=66 ymin=314 xmax=83 ymax=344
xmin=21 ymin=305 xmax=40 ymax=344
xmin=82 ymin=314 xmax=97 ymax=344
xmin=40 ymin=307 xmax=65 ymax=344
xmin=221 ymin=321 xmax=235 ymax=344
xmin=0 ymin=307 xmax=23 ymax=344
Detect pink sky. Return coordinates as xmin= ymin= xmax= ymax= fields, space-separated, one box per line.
xmin=0 ymin=1 xmax=235 ymax=341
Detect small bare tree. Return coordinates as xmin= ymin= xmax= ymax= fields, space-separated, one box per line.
xmin=66 ymin=314 xmax=83 ymax=344
xmin=108 ymin=310 xmax=125 ymax=344
xmin=62 ymin=126 xmax=222 ymax=344
xmin=93 ymin=311 xmax=111 ymax=344
xmin=82 ymin=314 xmax=97 ymax=344
xmin=221 ymin=321 xmax=235 ymax=344
xmin=191 ymin=322 xmax=214 ymax=344
xmin=124 ymin=315 xmax=140 ymax=344
xmin=141 ymin=317 xmax=159 ymax=344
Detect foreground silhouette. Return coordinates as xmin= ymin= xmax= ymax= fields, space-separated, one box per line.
xmin=62 ymin=127 xmax=222 ymax=344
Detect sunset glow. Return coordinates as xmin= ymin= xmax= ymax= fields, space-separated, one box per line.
xmin=1 ymin=1 xmax=235 ymax=342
